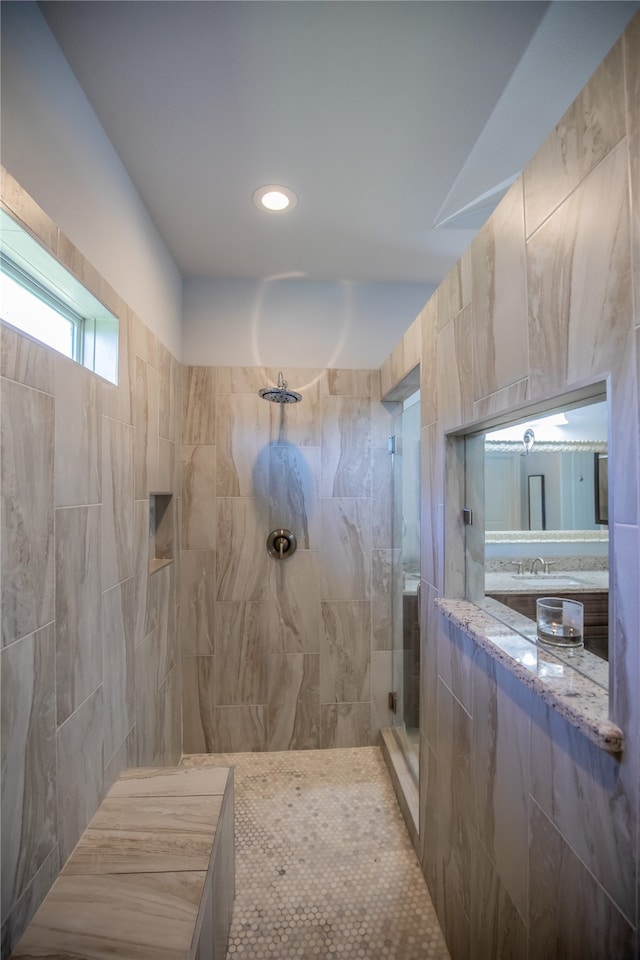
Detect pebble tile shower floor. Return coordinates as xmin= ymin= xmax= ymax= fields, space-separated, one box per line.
xmin=183 ymin=747 xmax=450 ymax=959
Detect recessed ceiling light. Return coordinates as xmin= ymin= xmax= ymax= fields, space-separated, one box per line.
xmin=252 ymin=185 xmax=297 ymax=213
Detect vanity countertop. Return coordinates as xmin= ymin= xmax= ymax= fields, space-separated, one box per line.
xmin=485 ymin=569 xmax=607 ymax=595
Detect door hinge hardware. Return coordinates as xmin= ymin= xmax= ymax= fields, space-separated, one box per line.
xmin=388 ymin=436 xmax=396 ymax=455
xmin=463 ymin=507 xmax=473 ymax=526
xmin=388 ymin=691 xmax=397 ymax=713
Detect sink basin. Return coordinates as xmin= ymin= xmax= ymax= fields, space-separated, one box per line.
xmin=511 ymin=575 xmax=582 ymax=587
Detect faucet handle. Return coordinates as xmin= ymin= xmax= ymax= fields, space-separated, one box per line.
xmin=510 ymin=561 xmax=523 ymax=574
xmin=544 ymin=560 xmax=554 ymax=573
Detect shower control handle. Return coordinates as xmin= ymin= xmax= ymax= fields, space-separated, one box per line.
xmin=267 ymin=529 xmax=297 ymax=561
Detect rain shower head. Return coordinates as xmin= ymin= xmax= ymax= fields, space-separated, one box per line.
xmin=258 ymin=372 xmax=302 ymax=404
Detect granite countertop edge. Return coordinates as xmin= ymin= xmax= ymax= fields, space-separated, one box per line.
xmin=434 ymin=597 xmax=623 ymax=754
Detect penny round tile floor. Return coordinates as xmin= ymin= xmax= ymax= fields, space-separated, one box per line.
xmin=184 ymin=747 xmax=450 ymax=960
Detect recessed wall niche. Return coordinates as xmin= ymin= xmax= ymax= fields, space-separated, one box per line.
xmin=149 ymin=493 xmax=174 ymax=573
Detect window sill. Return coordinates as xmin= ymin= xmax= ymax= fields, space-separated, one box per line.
xmin=434 ymin=597 xmax=623 ymax=754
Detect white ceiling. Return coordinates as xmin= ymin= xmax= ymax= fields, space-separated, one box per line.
xmin=36 ymin=0 xmax=638 ymax=366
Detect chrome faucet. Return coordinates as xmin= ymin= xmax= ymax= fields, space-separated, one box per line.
xmin=530 ymin=557 xmax=546 ymax=575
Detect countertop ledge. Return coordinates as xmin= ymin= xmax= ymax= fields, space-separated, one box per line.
xmin=434 ymin=597 xmax=623 ymax=754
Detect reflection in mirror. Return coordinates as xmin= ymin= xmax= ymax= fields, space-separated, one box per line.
xmin=481 ymin=394 xmax=610 ymax=662
xmin=528 ymin=475 xmax=545 ymax=530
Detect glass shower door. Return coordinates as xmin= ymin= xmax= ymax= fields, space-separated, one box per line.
xmin=390 ymin=391 xmax=421 ymax=778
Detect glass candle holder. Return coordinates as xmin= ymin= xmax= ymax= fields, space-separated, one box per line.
xmin=536 ymin=597 xmax=584 ymax=648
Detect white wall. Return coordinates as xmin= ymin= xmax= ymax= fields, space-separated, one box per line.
xmin=0 ymin=2 xmax=183 ymax=359
xmin=182 ymin=276 xmax=433 ymax=368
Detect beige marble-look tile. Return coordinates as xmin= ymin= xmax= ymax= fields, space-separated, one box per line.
xmin=54 ymin=355 xmax=102 ymax=507
xmin=213 ymin=601 xmax=271 ymax=705
xmin=469 ymin=831 xmax=527 ymax=960
xmin=267 ymin=367 xmax=322 ymax=446
xmin=180 ymin=550 xmax=215 ymax=656
xmin=157 ymin=437 xmax=176 ymax=493
xmin=134 ymin=356 xmax=159 ymax=500
xmin=56 ymin=232 xmax=123 ymax=323
xmin=210 ymin=773 xmax=235 ymax=960
xmin=181 ymin=656 xmax=216 ymax=754
xmin=319 ymin=498 xmax=371 ymax=601
xmin=216 ymin=496 xmax=271 ymax=601
xmin=420 ymin=296 xmax=438 ymax=428
xmin=527 ymin=140 xmax=632 ymax=398
xmin=216 ymin=365 xmax=267 ymax=395
xmin=610 ymin=522 xmax=639 ymax=741
xmin=56 ymin=685 xmax=104 ymax=866
xmin=320 ymin=396 xmax=371 ymax=498
xmin=133 ymin=498 xmax=151 ymax=644
xmin=1 ymin=378 xmax=54 ymax=646
xmin=154 ymin=561 xmax=177 ymax=688
xmin=61 ymin=795 xmax=221 ymax=875
xmin=54 ymin=505 xmax=102 ymax=725
xmin=437 ymin=304 xmax=473 ymax=430
xmin=437 ymin=613 xmax=474 ymax=714
xmin=421 ymin=423 xmax=444 ymax=592
xmin=371 ymin=444 xmax=393 ymax=550
xmin=437 ymin=250 xmax=471 ymax=330
xmin=102 ymin=577 xmax=135 ymax=767
xmin=108 ymin=765 xmax=230 ymax=798
xmin=609 ymin=317 xmax=639 ymax=525
xmin=101 ymin=308 xmax=132 ymax=428
xmin=371 ymin=549 xmax=397 ymax=651
xmin=320 ymin=600 xmax=371 ymax=704
xmin=11 ymin=870 xmax=206 ymax=960
xmin=524 ymin=38 xmax=626 ymax=238
xmin=420 ymin=582 xmax=440 ymax=751
xmin=419 ymin=731 xmax=439 ymax=902
xmin=0 ymin=843 xmax=60 ymax=960
xmin=1 ymin=321 xmax=55 ymax=393
xmin=181 ymin=445 xmax=216 ymax=550
xmin=471 ymin=377 xmax=528 ymax=423
xmin=101 ymin=416 xmax=134 ymax=591
xmin=135 ymin=629 xmax=160 ymax=766
xmin=158 ymin=345 xmax=178 ymax=443
xmin=103 ymin=728 xmax=137 ymax=799
xmin=183 ymin=365 xmax=216 ymax=444
xmin=530 ymin=694 xmax=635 ymax=922
xmin=269 ymin=444 xmax=320 ymax=549
xmin=472 ymin=178 xmax=528 ymax=401
xmin=371 ymin=650 xmax=394 ymax=741
xmin=1 ymin=168 xmax=58 ymax=256
xmin=268 ymin=548 xmax=320 ymax=653
xmin=319 ymin=702 xmax=371 ymax=748
xmin=216 ymin=393 xmax=271 ymax=497
xmin=528 ymin=800 xmax=635 ymax=960
xmin=131 ymin=315 xmax=159 ymax=372
xmin=215 ymin=705 xmax=268 ymax=752
xmin=267 ymin=653 xmax=320 ymax=751
xmin=320 ymin=369 xmax=371 ymax=397
xmin=435 ymin=680 xmax=473 ymax=923
xmin=156 ymin=664 xmax=183 ymax=767
xmin=472 ymin=648 xmax=531 ymax=921
xmin=1 ymin=625 xmax=57 ymax=921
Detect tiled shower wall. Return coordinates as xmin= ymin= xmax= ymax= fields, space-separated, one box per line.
xmin=381 ymin=17 xmax=640 ymax=959
xmin=0 ymin=170 xmax=182 ymax=955
xmin=180 ymin=366 xmax=398 ymax=753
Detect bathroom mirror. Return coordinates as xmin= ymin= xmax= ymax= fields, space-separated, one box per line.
xmin=484 ymin=398 xmax=608 ymax=535
xmin=476 ymin=390 xmax=610 ymax=663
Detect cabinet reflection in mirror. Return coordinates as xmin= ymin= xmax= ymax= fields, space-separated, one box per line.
xmin=477 ymin=391 xmax=610 ymax=662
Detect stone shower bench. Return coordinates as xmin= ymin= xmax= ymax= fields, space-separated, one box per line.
xmin=10 ymin=765 xmax=235 ymax=960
